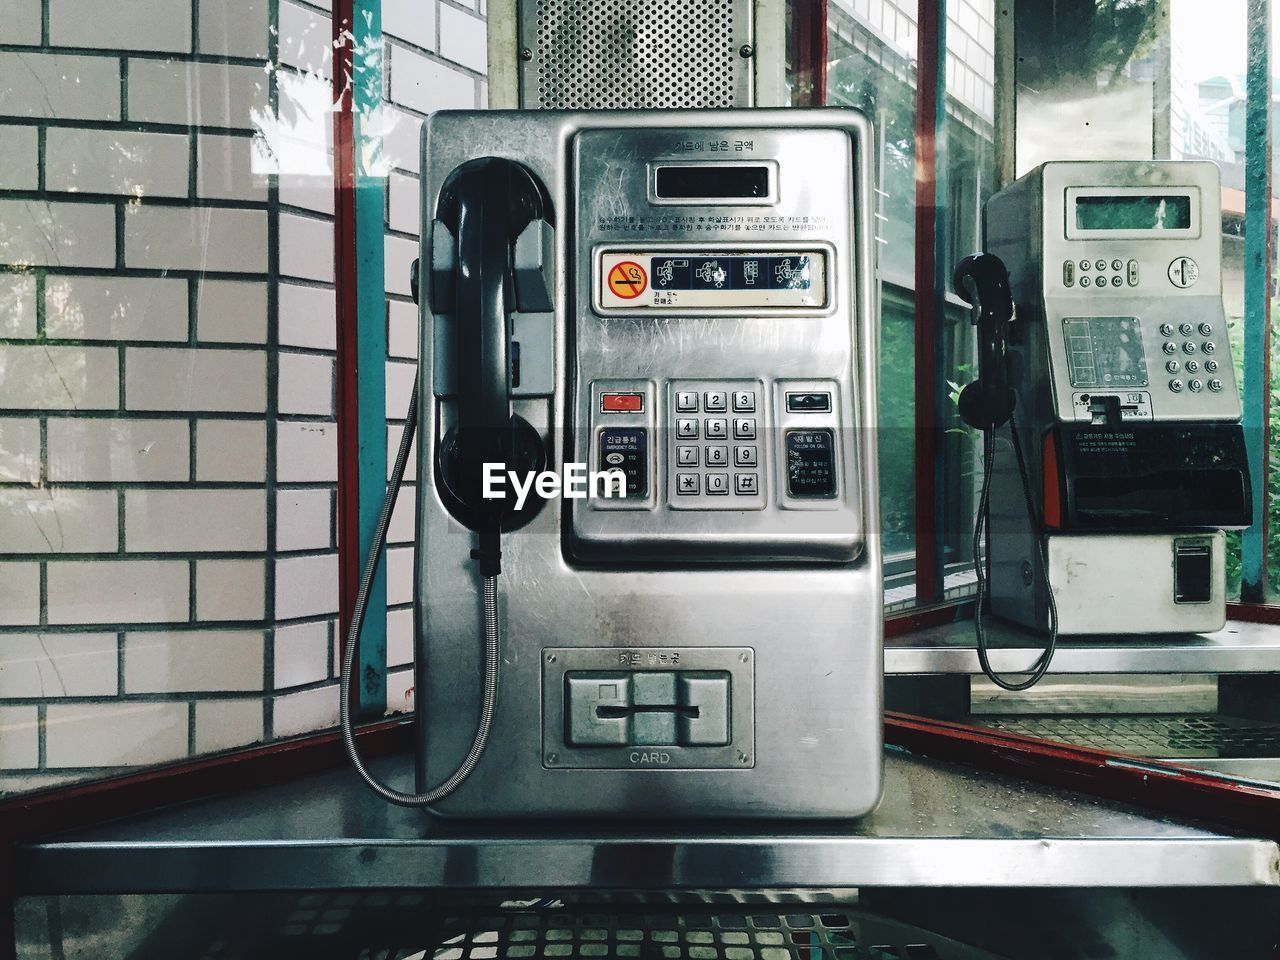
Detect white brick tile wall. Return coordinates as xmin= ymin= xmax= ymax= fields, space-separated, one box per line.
xmin=385 ymin=360 xmax=416 ymax=419
xmin=387 ymin=172 xmax=421 ymax=234
xmin=0 ymin=419 xmax=41 ymax=483
xmin=123 ymin=629 xmax=265 ymax=692
xmin=47 ymin=418 xmax=190 ymax=482
xmin=45 ymin=128 xmax=191 ymax=199
xmin=125 ymin=205 xmax=269 ymax=274
xmin=196 ymin=559 xmax=267 ymax=621
xmin=0 ymin=344 xmax=119 ymax=410
xmin=0 ymin=52 xmax=121 ymax=121
xmin=438 ymin=4 xmax=486 ymax=73
xmin=387 ymin=44 xmax=478 ymax=113
xmin=125 ymin=488 xmax=268 ymax=552
xmin=45 ymin=702 xmax=188 ymax=768
xmin=387 ymin=300 xmax=419 ymax=360
xmin=49 ymin=0 xmax=192 ymax=53
xmin=384 ymin=234 xmax=417 ymax=297
xmin=280 ymin=212 xmax=336 ymax=283
xmin=0 ymin=633 xmax=118 ymax=698
xmin=0 ymin=199 xmax=116 ymax=268
xmin=279 ymin=0 xmax=333 ymax=76
xmin=279 ymin=283 xmax=337 ymax=350
xmin=277 ymin=488 xmax=333 ymax=551
xmin=276 ymin=421 xmax=337 ymax=482
xmin=381 ymin=107 xmax=423 ymax=174
xmin=278 ymin=352 xmax=334 ymax=416
xmin=1 ymin=0 xmax=42 ymax=45
xmin=0 ymin=274 xmax=37 ymax=338
xmin=274 ymin=619 xmax=329 ymax=688
xmin=45 ymin=276 xmax=188 ymax=342
xmin=126 ymin=347 xmax=267 ymax=413
xmin=0 ymin=707 xmax=38 ymax=769
xmin=387 ymin=483 xmax=415 ymax=544
xmin=385 ymin=424 xmax=417 ymax=481
xmin=271 ymin=683 xmax=338 ymax=738
xmin=199 ymin=0 xmax=271 ymax=58
xmin=0 ymin=562 xmax=40 ymax=626
xmin=0 ymin=488 xmax=119 ymax=554
xmin=387 ymin=606 xmax=413 ymax=667
xmin=196 ymin=279 xmax=269 ymax=345
xmin=387 ymin=667 xmax=414 ymax=714
xmin=384 ymin=0 xmax=437 ymax=51
xmin=194 ymin=698 xmax=264 ymax=753
xmin=196 ymin=134 xmax=270 ymax=202
xmin=47 ymin=560 xmax=189 ymax=624
xmin=195 ymin=419 xmax=268 ymax=481
xmin=274 ymin=553 xmax=339 ymax=619
xmin=387 ymin=546 xmax=413 ymax=606
xmin=128 ymin=59 xmax=269 ymax=130
xmin=0 ymin=125 xmax=39 ymax=190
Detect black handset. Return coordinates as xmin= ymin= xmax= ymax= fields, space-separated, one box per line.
xmin=953 ymin=252 xmax=1016 ymax=430
xmin=434 ymin=157 xmax=549 ymax=574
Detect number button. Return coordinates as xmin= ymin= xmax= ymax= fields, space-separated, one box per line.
xmin=676 ymin=418 xmax=699 ymax=439
xmin=1205 ymin=359 xmax=1219 ymax=373
xmin=1189 ymin=379 xmax=1204 ymax=392
xmin=1182 ymin=341 xmax=1197 ymax=355
xmin=1202 ymin=341 xmax=1216 ymax=354
xmin=733 ymin=418 xmax=756 ymax=440
xmin=1162 ymin=342 xmax=1177 ymax=355
xmin=734 ymin=445 xmax=757 ymax=467
xmin=705 ymin=445 xmax=728 ymax=466
xmin=705 ymin=418 xmax=727 ymax=439
xmin=706 ymin=473 xmax=729 ymax=496
xmin=676 ymin=445 xmax=698 ymax=466
xmin=1199 ymin=323 xmax=1213 ymax=336
xmin=735 ymin=473 xmax=758 ymax=495
xmin=1179 ymin=323 xmax=1194 ymax=336
xmin=704 ymin=391 xmax=727 ymax=412
xmin=1159 ymin=323 xmax=1174 ymax=336
xmin=732 ymin=390 xmax=755 ymax=412
xmin=676 ymin=473 xmax=700 ymax=495
xmin=675 ymin=391 xmax=698 ymax=412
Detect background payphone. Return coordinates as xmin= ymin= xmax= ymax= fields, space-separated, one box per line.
xmin=342 ymin=108 xmax=883 ymax=819
xmin=977 ymin=161 xmax=1252 ymax=644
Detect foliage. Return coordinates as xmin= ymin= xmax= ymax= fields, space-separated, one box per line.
xmin=1016 ymin=0 xmax=1169 ymax=91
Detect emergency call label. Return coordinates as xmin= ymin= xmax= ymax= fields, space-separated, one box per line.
xmin=597 ymin=249 xmax=828 ymax=312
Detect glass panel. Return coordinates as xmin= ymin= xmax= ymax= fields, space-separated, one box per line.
xmin=0 ymin=0 xmax=485 ymax=797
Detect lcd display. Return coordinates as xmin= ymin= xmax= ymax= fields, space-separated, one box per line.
xmin=655 ymin=165 xmax=770 ymax=199
xmin=1074 ymin=195 xmax=1192 ymax=231
xmin=1063 ymin=317 xmax=1148 ymax=388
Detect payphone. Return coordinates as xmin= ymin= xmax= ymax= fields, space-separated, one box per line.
xmin=962 ymin=161 xmax=1251 ymax=682
xmin=341 ymin=109 xmax=883 ymax=818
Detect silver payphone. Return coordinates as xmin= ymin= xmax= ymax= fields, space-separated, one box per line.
xmin=970 ymin=161 xmax=1252 ymax=656
xmin=341 ymin=109 xmax=883 ymax=819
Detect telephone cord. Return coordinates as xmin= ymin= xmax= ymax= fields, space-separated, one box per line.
xmin=972 ymin=409 xmax=1059 ymax=691
xmin=340 ymin=375 xmax=501 ymax=806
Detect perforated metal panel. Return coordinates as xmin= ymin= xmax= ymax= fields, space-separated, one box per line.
xmin=519 ymin=0 xmax=755 ymax=108
xmin=973 ymin=714 xmax=1280 ymax=759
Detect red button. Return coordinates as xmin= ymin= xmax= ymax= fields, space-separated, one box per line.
xmin=601 ymin=393 xmax=644 ymax=413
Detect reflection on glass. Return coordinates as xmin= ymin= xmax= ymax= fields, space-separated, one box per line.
xmin=1074 ymin=194 xmax=1193 ymax=230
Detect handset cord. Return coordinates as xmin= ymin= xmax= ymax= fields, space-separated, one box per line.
xmin=972 ymin=408 xmax=1059 ymax=691
xmin=340 ymin=374 xmax=501 ymax=806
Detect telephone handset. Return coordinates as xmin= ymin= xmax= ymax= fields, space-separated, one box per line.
xmin=954 ymin=252 xmax=1059 ymax=691
xmin=954 ymin=253 xmax=1016 ymax=431
xmin=433 ymin=157 xmax=550 ymax=574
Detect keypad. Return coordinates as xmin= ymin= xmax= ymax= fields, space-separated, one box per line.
xmin=667 ymin=381 xmax=763 ymax=509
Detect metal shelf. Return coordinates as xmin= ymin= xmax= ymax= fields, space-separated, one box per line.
xmin=885 ymin=619 xmax=1280 ymax=676
xmin=15 ymin=752 xmax=1278 ymax=895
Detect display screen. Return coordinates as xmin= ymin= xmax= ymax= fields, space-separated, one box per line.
xmin=654 ymin=165 xmax=770 ymax=199
xmin=1074 ymin=195 xmax=1192 ymax=231
xmin=1063 ymin=317 xmax=1148 ymax=388
xmin=650 ymin=254 xmax=812 ymax=291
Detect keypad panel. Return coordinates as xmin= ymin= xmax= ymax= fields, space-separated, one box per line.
xmin=667 ymin=380 xmax=765 ymax=511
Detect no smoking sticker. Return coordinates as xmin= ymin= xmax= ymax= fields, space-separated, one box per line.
xmin=607 ymin=261 xmax=648 ymax=299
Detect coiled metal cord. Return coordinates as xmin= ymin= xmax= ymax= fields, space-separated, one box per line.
xmin=972 ymin=409 xmax=1059 ymax=691
xmin=340 ymin=374 xmax=501 ymax=806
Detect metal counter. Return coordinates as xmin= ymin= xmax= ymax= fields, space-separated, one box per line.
xmin=886 ymin=619 xmax=1280 ymax=675
xmin=16 ymin=751 xmax=1279 ymax=894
